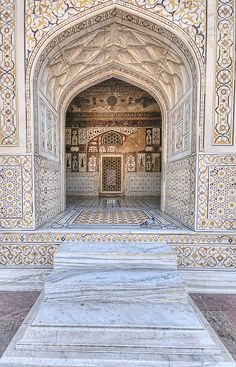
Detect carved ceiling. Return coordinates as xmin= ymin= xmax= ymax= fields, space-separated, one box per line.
xmin=40 ymin=23 xmax=190 ymax=109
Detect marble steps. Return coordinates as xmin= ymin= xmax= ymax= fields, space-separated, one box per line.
xmin=2 ymin=353 xmax=233 ymax=367
xmin=54 ymin=242 xmax=177 ymax=270
xmin=15 ymin=326 xmax=221 ymax=354
xmin=1 ymin=241 xmax=235 ymax=367
xmin=32 ymin=300 xmax=205 ymax=329
xmin=45 ymin=269 xmax=187 ymax=303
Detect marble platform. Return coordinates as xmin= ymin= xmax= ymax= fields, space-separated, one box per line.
xmin=1 ymin=242 xmax=235 ymax=366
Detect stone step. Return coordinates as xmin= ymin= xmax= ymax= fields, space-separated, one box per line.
xmin=16 ymin=326 xmax=220 ymax=354
xmin=45 ymin=269 xmax=187 ymax=303
xmin=32 ymin=300 xmax=203 ymax=329
xmin=1 ymin=242 xmax=234 ymax=367
xmin=54 ymin=242 xmax=177 ymax=270
xmin=2 ymin=352 xmax=234 ymax=367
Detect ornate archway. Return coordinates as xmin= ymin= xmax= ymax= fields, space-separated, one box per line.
xmin=27 ymin=6 xmax=204 ymax=229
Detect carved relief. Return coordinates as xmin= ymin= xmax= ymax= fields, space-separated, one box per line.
xmin=39 ymin=95 xmax=59 ymax=160
xmin=169 ymin=92 xmax=192 ymax=159
xmin=40 ymin=24 xmax=188 ymax=108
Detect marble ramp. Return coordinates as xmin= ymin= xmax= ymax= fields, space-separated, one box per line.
xmin=1 ymin=242 xmax=235 ymax=367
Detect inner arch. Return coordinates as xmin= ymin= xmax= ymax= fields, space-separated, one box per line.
xmin=65 ymin=78 xmax=163 ymax=201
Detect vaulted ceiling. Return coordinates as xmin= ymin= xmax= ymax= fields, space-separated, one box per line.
xmin=39 ymin=22 xmax=191 ymax=109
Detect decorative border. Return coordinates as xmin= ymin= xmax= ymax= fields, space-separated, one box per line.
xmin=175 ymin=244 xmax=236 ymax=269
xmin=0 ymin=231 xmax=235 ymax=269
xmin=0 ymin=243 xmax=57 ymax=266
xmin=0 ymin=156 xmax=33 ymax=229
xmin=197 ymin=154 xmax=236 ymax=230
xmin=213 ymin=0 xmax=235 ymax=145
xmin=0 ymin=0 xmax=17 ymax=145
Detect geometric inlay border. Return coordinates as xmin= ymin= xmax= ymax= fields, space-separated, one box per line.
xmin=0 ymin=0 xmax=17 ymax=145
xmin=213 ymin=0 xmax=235 ymax=145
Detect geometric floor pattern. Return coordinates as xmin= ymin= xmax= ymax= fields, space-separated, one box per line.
xmin=42 ymin=196 xmax=187 ymax=231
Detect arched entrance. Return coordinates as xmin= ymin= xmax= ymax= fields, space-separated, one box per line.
xmin=65 ymin=78 xmax=162 ymax=197
xmin=28 ymin=7 xmax=203 ymax=230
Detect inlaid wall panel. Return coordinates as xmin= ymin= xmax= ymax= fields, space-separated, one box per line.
xmin=0 ymin=156 xmax=33 ymax=229
xmin=0 ymin=0 xmax=17 ymax=146
xmin=197 ymin=154 xmax=236 ymax=230
xmin=213 ymin=0 xmax=235 ymax=145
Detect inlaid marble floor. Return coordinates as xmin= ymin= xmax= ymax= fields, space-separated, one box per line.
xmin=42 ymin=196 xmax=187 ymax=231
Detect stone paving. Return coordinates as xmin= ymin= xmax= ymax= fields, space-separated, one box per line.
xmin=191 ymin=294 xmax=236 ymax=361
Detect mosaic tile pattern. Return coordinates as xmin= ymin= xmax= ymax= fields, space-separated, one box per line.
xmin=214 ymin=0 xmax=235 ymax=145
xmin=0 ymin=166 xmax=23 ymax=218
xmin=197 ymin=155 xmax=236 ymax=230
xmin=0 ymin=156 xmax=33 ymax=229
xmin=66 ymin=173 xmax=99 ymax=196
xmin=0 ymin=0 xmax=17 ymax=146
xmin=45 ymin=197 xmax=182 ymax=230
xmin=0 ymin=244 xmax=57 ymax=266
xmin=74 ymin=209 xmax=149 ymax=225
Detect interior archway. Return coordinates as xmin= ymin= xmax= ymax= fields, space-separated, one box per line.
xmin=30 ymin=9 xmax=201 ymax=230
xmin=65 ymin=78 xmax=162 ymax=202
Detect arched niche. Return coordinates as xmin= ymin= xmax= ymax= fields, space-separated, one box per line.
xmin=27 ymin=7 xmax=204 ymax=229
